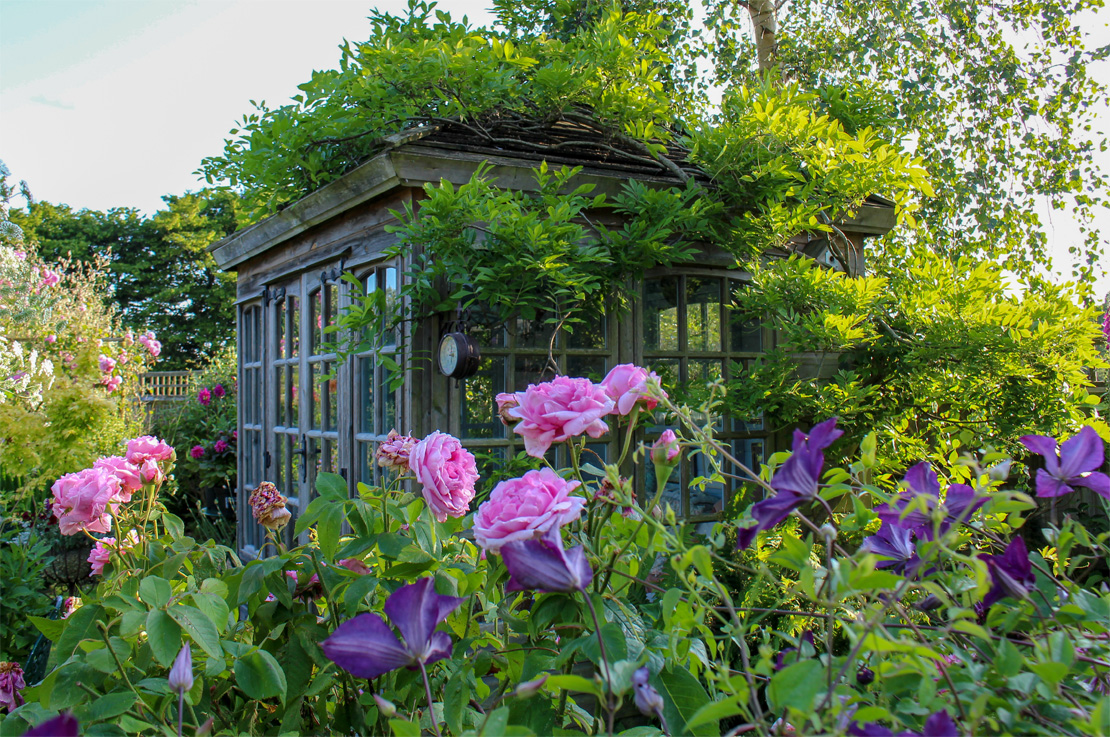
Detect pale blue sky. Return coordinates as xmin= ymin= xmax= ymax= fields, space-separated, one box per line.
xmin=1 ymin=0 xmax=1107 ymax=294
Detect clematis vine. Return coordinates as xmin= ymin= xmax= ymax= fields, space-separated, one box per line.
xmin=1019 ymin=426 xmax=1109 ymax=499
xmin=736 ymin=418 xmax=842 ymax=551
xmin=875 ymin=462 xmax=985 ymax=540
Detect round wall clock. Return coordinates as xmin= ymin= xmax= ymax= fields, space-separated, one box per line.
xmin=438 ymin=332 xmax=481 ymax=379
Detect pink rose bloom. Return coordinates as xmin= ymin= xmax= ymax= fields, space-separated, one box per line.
xmin=147 ymin=339 xmax=162 ymax=357
xmin=600 ymin=363 xmax=665 ymax=416
xmin=45 ymin=334 xmax=56 ymax=344
xmin=213 ymin=384 xmax=226 ymax=398
xmin=102 ymin=375 xmax=123 ymax=392
xmin=409 ymin=431 xmax=479 ymax=522
xmin=98 ymin=354 xmax=117 ymax=373
xmin=190 ymin=445 xmax=205 ymax=459
xmin=338 ymin=558 xmax=373 ymax=575
xmin=126 ymin=435 xmax=175 ymax=465
xmin=93 ymin=455 xmax=143 ymax=503
xmin=0 ymin=661 xmax=26 ymax=711
xmin=376 ymin=430 xmax=417 ymax=471
xmin=508 ymin=376 xmax=614 ymax=458
xmin=232 ymin=430 xmax=238 ymax=440
xmin=87 ymin=531 xmax=139 ymax=576
xmin=13 ymin=250 xmax=25 ymax=260
xmin=50 ymin=467 xmax=120 ymax=535
xmin=118 ymin=351 xmax=129 ymax=365
xmin=495 ymin=392 xmax=520 ymax=426
xmin=123 ymin=330 xmax=135 ymax=347
xmin=197 ymin=388 xmax=211 ymax=406
xmin=140 ymin=458 xmax=164 ymax=484
xmin=214 ymin=439 xmax=229 ymax=453
xmin=472 ymin=468 xmax=584 ymax=553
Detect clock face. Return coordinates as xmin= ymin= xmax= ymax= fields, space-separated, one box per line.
xmin=439 ymin=335 xmax=459 ymax=375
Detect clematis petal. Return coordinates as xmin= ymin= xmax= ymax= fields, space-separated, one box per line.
xmin=1057 ymin=426 xmax=1105 ymax=479
xmin=922 ymin=710 xmax=959 ymax=737
xmin=321 ymin=613 xmax=413 ymax=679
xmin=943 ymin=483 xmax=985 ymax=525
xmin=736 ymin=492 xmax=804 ymax=551
xmin=502 ymin=527 xmax=592 ymax=593
xmin=383 ymin=578 xmax=464 ymax=659
xmin=422 ymin=630 xmax=455 ymax=669
xmin=23 ymin=714 xmax=80 ymax=737
xmin=1071 ymin=471 xmax=1110 ymax=499
xmin=1019 ymin=434 xmax=1061 ymax=475
xmin=903 ymin=462 xmax=940 ymax=500
xmin=1034 ymin=469 xmax=1073 ymax=498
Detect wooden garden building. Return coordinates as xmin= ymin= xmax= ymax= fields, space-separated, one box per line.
xmin=208 ymin=125 xmax=896 ymax=549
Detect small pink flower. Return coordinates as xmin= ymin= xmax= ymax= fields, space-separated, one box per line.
xmin=376 ymin=430 xmax=417 ymax=471
xmin=213 ymin=384 xmax=226 ymax=398
xmin=50 ymin=467 xmax=120 ymax=535
xmin=600 ymin=364 xmax=665 ymax=416
xmin=87 ymin=531 xmax=139 ymax=576
xmin=123 ymin=330 xmax=135 ymax=347
xmin=93 ymin=456 xmax=143 ymax=503
xmin=99 ymin=354 xmax=116 ymax=373
xmin=0 ymin=661 xmax=26 ymax=711
xmin=190 ymin=445 xmax=205 ymax=459
xmin=60 ymin=596 xmax=82 ymax=620
xmin=126 ymin=435 xmax=175 ymax=465
xmin=45 ymin=335 xmax=56 ymax=344
xmin=12 ymin=251 xmax=25 ymax=260
xmin=214 ymin=439 xmax=229 ymax=453
xmin=409 ymin=431 xmax=479 ymax=522
xmin=197 ymin=388 xmax=211 ymax=406
xmin=232 ymin=430 xmax=238 ymax=440
xmin=651 ymin=429 xmax=681 ymax=466
xmin=102 ymin=375 xmax=123 ymax=392
xmin=147 ymin=339 xmax=162 ymax=357
xmin=38 ymin=268 xmax=60 ymax=289
xmin=473 ymin=468 xmax=584 ymax=553
xmin=117 ymin=351 xmax=129 ymax=365
xmin=508 ymin=376 xmax=614 ymax=458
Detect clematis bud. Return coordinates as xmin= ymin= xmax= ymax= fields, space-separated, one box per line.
xmin=373 ymin=694 xmax=397 ymax=718
xmin=632 ymin=667 xmax=667 ymax=730
xmin=515 ymin=675 xmax=548 ymax=698
xmin=168 ymin=643 xmax=193 ymax=694
xmin=856 ymin=666 xmax=874 ymax=685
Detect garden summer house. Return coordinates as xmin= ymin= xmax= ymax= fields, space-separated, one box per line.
xmin=208 ymin=124 xmax=896 ymax=549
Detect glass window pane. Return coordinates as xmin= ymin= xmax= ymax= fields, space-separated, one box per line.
xmin=276 ymin=300 xmax=286 ymax=359
xmin=689 ymin=450 xmax=725 ymax=516
xmin=360 ymin=357 xmax=375 ymax=433
xmin=513 ymin=354 xmax=550 ymax=391
xmin=325 ymin=361 xmax=338 ymax=432
xmin=731 ymin=438 xmax=765 ymax=479
xmin=274 ymin=434 xmax=285 ymax=491
xmin=513 ymin=311 xmax=557 ymax=350
xmin=379 ymin=359 xmax=398 ymax=433
xmin=686 ymin=277 xmax=722 ymax=352
xmin=644 ymin=277 xmax=680 ymax=352
xmin=467 ymin=303 xmax=506 ymax=348
xmin=567 ymin=355 xmax=606 ymax=383
xmin=327 ymin=282 xmax=339 ymax=332
xmin=310 ymin=288 xmax=322 ymax=353
xmin=289 ymin=367 xmax=299 ymax=427
xmin=461 ymin=356 xmax=506 ymax=439
xmin=287 ymin=295 xmax=300 ymax=358
xmin=310 ymin=363 xmax=321 ymax=430
xmin=648 ymin=358 xmax=680 ymax=394
xmin=643 ymin=452 xmax=682 ymax=511
xmin=274 ymin=366 xmax=285 ymax=427
xmin=731 ymin=313 xmax=762 ymax=353
xmin=359 ymin=441 xmax=378 ymax=486
xmin=291 ymin=437 xmax=302 ymax=492
xmin=383 ymin=268 xmax=398 ymax=348
xmin=566 ymin=310 xmax=606 ymax=350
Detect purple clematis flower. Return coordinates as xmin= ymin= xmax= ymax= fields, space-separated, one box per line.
xmin=501 ymin=526 xmax=593 ymax=593
xmin=859 ymin=522 xmax=922 ymax=577
xmin=980 ymin=536 xmax=1035 ymax=610
xmin=321 ymin=578 xmax=464 ymax=680
xmin=22 ymin=713 xmax=80 ymax=737
xmin=736 ymin=418 xmax=842 ymax=551
xmin=875 ymin=462 xmax=985 ymax=540
xmin=1019 ymin=426 xmax=1110 ymax=499
xmin=848 ymin=709 xmax=958 ymax=737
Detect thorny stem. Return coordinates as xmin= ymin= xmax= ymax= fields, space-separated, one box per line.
xmin=97 ymin=621 xmax=147 ymax=717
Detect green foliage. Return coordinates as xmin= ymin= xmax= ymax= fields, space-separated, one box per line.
xmin=730 ymin=254 xmax=1108 ymax=470
xmin=11 ymin=189 xmax=241 ymax=369
xmin=0 ymin=521 xmax=54 ymax=663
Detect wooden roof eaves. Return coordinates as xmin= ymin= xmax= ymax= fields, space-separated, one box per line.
xmin=207 ymin=141 xmax=688 ymax=272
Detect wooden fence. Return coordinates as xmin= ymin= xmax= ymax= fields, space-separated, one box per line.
xmin=139 ymin=371 xmax=196 ymax=401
